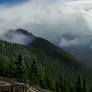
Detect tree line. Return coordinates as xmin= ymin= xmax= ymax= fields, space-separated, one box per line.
xmin=0 ymin=54 xmax=91 ymax=92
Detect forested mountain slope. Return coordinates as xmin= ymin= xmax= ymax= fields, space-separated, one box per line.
xmin=0 ymin=29 xmax=92 ymax=92
xmin=0 ymin=37 xmax=92 ymax=82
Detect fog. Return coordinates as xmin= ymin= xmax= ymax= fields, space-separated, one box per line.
xmin=0 ymin=0 xmax=92 ymax=46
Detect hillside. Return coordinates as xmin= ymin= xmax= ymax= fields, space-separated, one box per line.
xmin=0 ymin=29 xmax=92 ymax=92
xmin=0 ymin=37 xmax=92 ymax=82
xmin=29 ymin=38 xmax=92 ymax=80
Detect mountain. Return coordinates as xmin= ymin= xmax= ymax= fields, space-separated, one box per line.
xmin=0 ymin=29 xmax=92 ymax=84
xmin=0 ymin=28 xmax=36 ymax=45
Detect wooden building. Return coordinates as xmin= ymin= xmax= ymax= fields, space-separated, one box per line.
xmin=0 ymin=81 xmax=29 ymax=92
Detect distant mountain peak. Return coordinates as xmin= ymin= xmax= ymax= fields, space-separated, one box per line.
xmin=15 ymin=28 xmax=34 ymax=36
xmin=1 ymin=28 xmax=36 ymax=45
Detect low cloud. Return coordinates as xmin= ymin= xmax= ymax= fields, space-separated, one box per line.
xmin=0 ymin=0 xmax=92 ymax=46
xmin=0 ymin=29 xmax=35 ymax=45
xmin=59 ymin=35 xmax=92 ymax=47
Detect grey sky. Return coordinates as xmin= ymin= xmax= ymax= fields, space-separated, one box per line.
xmin=0 ymin=0 xmax=92 ymax=46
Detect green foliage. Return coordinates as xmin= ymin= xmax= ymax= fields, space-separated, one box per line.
xmin=30 ymin=57 xmax=40 ymax=85
xmin=16 ymin=55 xmax=29 ymax=80
xmin=0 ymin=39 xmax=92 ymax=92
xmin=0 ymin=55 xmax=10 ymax=76
xmin=83 ymin=76 xmax=89 ymax=92
xmin=9 ymin=57 xmax=17 ymax=77
xmin=76 ymin=74 xmax=83 ymax=92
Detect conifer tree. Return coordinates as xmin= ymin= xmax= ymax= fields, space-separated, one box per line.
xmin=0 ymin=55 xmax=10 ymax=77
xmin=48 ymin=72 xmax=56 ymax=92
xmin=83 ymin=76 xmax=89 ymax=92
xmin=20 ymin=61 xmax=29 ymax=80
xmin=18 ymin=55 xmax=22 ymax=65
xmin=39 ymin=64 xmax=46 ymax=88
xmin=64 ymin=79 xmax=70 ymax=92
xmin=30 ymin=57 xmax=40 ymax=85
xmin=60 ymin=77 xmax=65 ymax=92
xmin=70 ymin=87 xmax=75 ymax=92
xmin=55 ymin=78 xmax=62 ymax=92
xmin=9 ymin=57 xmax=17 ymax=77
xmin=44 ymin=71 xmax=53 ymax=90
xmin=16 ymin=55 xmax=23 ymax=77
xmin=17 ymin=55 xmax=29 ymax=80
xmin=76 ymin=74 xmax=83 ymax=92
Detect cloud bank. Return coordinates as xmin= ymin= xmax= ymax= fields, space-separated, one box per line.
xmin=0 ymin=0 xmax=92 ymax=46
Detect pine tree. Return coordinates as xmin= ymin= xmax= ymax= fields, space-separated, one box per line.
xmin=83 ymin=76 xmax=89 ymax=92
xmin=17 ymin=55 xmax=29 ymax=80
xmin=56 ymin=78 xmax=62 ymax=92
xmin=30 ymin=57 xmax=40 ymax=85
xmin=16 ymin=55 xmax=23 ymax=77
xmin=60 ymin=77 xmax=65 ymax=92
xmin=0 ymin=55 xmax=10 ymax=77
xmin=9 ymin=57 xmax=17 ymax=77
xmin=64 ymin=79 xmax=70 ymax=92
xmin=18 ymin=55 xmax=22 ymax=65
xmin=38 ymin=64 xmax=46 ymax=88
xmin=70 ymin=87 xmax=75 ymax=92
xmin=55 ymin=77 xmax=65 ymax=92
xmin=76 ymin=74 xmax=83 ymax=92
xmin=47 ymin=72 xmax=56 ymax=92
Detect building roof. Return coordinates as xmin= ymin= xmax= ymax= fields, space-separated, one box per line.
xmin=0 ymin=77 xmax=26 ymax=86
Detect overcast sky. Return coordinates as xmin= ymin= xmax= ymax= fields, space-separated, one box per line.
xmin=0 ymin=0 xmax=92 ymax=46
